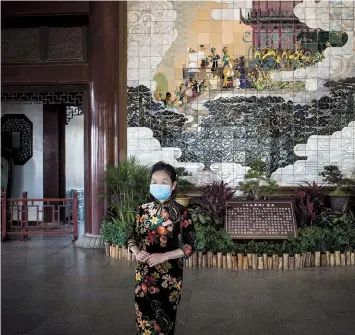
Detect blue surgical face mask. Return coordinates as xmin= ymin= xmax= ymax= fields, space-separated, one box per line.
xmin=150 ymin=184 xmax=171 ymax=201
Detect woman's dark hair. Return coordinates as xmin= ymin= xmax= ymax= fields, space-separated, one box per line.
xmin=150 ymin=161 xmax=177 ymax=183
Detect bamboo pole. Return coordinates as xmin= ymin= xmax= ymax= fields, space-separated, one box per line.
xmin=295 ymin=254 xmax=301 ymax=269
xmin=301 ymin=253 xmax=306 ymax=268
xmin=247 ymin=253 xmax=252 ymax=269
xmin=351 ymin=253 xmax=355 ymax=265
xmin=227 ymin=253 xmax=233 ymax=269
xmin=305 ymin=252 xmax=311 ymax=267
xmin=217 ymin=252 xmax=223 ymax=268
xmin=272 ymin=255 xmax=279 ymax=270
xmin=283 ymin=254 xmax=289 ymax=270
xmin=109 ymin=245 xmax=113 ymax=258
xmin=207 ymin=252 xmax=213 ymax=267
xmin=223 ymin=254 xmax=227 ymax=268
xmin=346 ymin=251 xmax=351 ymax=265
xmin=237 ymin=253 xmax=243 ymax=270
xmin=257 ymin=256 xmax=264 ymax=270
xmin=123 ymin=247 xmax=128 ymax=260
xmin=198 ymin=252 xmax=203 ymax=267
xmin=330 ymin=253 xmax=335 ymax=266
xmin=314 ymin=251 xmax=321 ymax=267
xmin=289 ymin=256 xmax=295 ymax=270
xmin=278 ymin=257 xmax=283 ymax=270
xmin=251 ymin=254 xmax=258 ymax=270
xmin=341 ymin=253 xmax=346 ymax=266
xmin=189 ymin=254 xmax=193 ymax=267
xmin=320 ymin=253 xmax=326 ymax=267
xmin=192 ymin=253 xmax=198 ymax=267
xmin=202 ymin=254 xmax=207 ymax=267
xmin=212 ymin=253 xmax=218 ymax=267
xmin=335 ymin=251 xmax=341 ymax=266
xmin=263 ymin=254 xmax=268 ymax=270
xmin=310 ymin=253 xmax=315 ymax=267
xmin=233 ymin=254 xmax=238 ymax=269
xmin=268 ymin=256 xmax=273 ymax=270
xmin=326 ymin=251 xmax=330 ymax=266
xmin=243 ymin=256 xmax=248 ymax=270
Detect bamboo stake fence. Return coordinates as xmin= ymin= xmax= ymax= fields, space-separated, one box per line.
xmin=105 ymin=244 xmax=355 ymax=270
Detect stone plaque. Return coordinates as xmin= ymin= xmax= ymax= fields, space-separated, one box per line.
xmin=226 ymin=201 xmax=297 ymax=239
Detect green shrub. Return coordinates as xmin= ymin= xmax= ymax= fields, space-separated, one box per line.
xmin=101 ymin=156 xmax=151 ymax=246
xmin=100 ymin=220 xmax=115 ymax=243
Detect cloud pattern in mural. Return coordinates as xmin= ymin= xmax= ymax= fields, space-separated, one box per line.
xmin=127 ymin=1 xmax=178 ymax=91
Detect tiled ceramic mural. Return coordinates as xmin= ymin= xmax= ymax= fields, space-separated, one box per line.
xmin=127 ymin=0 xmax=355 ymax=187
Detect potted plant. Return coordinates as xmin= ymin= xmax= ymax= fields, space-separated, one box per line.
xmin=175 ymin=167 xmax=195 ymax=207
xmin=102 ymin=156 xmax=151 ymax=249
xmin=100 ymin=220 xmax=115 ymax=255
xmin=239 ymin=159 xmax=278 ymax=200
xmin=195 ymin=180 xmax=236 ymax=229
xmin=319 ymin=165 xmax=353 ymax=210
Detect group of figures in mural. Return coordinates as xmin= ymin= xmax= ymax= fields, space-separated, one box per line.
xmin=153 ymin=41 xmax=321 ymax=111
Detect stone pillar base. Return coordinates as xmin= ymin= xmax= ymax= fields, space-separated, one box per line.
xmin=75 ymin=233 xmax=104 ymax=248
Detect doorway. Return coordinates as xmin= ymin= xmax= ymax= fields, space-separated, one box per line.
xmin=1 ymin=88 xmax=85 ymax=230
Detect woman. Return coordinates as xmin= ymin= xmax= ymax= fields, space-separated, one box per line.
xmin=128 ymin=161 xmax=197 ymax=335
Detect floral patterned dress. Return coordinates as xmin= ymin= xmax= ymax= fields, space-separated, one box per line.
xmin=128 ymin=197 xmax=197 ymax=335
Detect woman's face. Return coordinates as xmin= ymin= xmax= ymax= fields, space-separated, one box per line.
xmin=151 ymin=170 xmax=176 ymax=191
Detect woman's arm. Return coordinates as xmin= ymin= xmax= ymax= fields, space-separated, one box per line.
xmin=127 ymin=207 xmax=150 ymax=262
xmin=146 ymin=249 xmax=185 ymax=267
xmin=146 ymin=209 xmax=197 ymax=267
xmin=179 ymin=209 xmax=197 ymax=258
xmin=127 ymin=207 xmax=142 ymax=254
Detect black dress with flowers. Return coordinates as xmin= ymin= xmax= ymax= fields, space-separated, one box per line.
xmin=128 ymin=197 xmax=196 ymax=335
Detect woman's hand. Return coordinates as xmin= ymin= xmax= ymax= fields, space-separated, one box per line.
xmin=135 ymin=250 xmax=150 ymax=264
xmin=146 ymin=253 xmax=168 ymax=267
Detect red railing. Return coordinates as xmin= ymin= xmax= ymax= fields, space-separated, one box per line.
xmin=1 ymin=191 xmax=78 ymax=242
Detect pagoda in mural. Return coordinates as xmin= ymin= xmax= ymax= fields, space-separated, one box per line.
xmin=240 ymin=0 xmax=318 ymax=50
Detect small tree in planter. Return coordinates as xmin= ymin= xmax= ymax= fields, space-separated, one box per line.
xmin=175 ymin=167 xmax=194 ymax=207
xmin=239 ymin=159 xmax=278 ymax=200
xmin=319 ymin=165 xmax=353 ymax=210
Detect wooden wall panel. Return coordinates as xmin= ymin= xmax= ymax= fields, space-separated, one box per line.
xmin=1 ymin=1 xmax=89 ymax=17
xmin=1 ymin=64 xmax=88 ymax=85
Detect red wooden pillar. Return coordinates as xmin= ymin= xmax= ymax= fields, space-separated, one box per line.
xmin=85 ymin=1 xmax=127 ymax=235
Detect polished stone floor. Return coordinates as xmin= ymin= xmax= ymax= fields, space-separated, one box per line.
xmin=2 ymin=236 xmax=355 ymax=335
